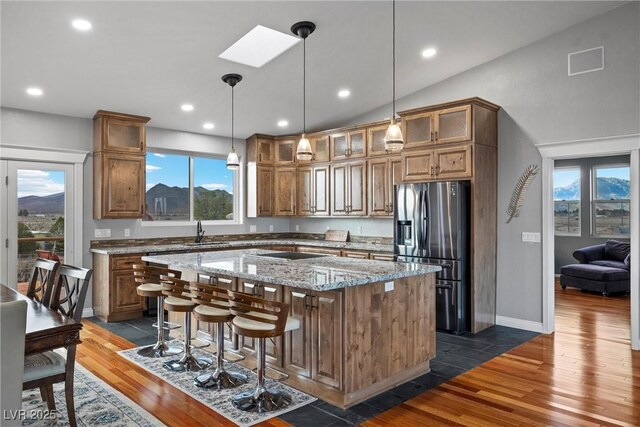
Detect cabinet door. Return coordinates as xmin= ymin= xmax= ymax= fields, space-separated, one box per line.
xmin=274 ymin=167 xmax=297 ymax=216
xmin=104 ymin=118 xmax=146 ymax=153
xmin=348 ymin=161 xmax=367 ymax=216
xmin=368 ymin=158 xmax=389 ymax=217
xmin=297 ymin=167 xmax=313 ymax=216
xmin=102 ymin=153 xmax=145 ymax=218
xmin=257 ymin=138 xmax=274 ymax=164
xmin=313 ymin=136 xmax=330 ymax=162
xmin=342 ymin=251 xmax=369 ymax=259
xmin=297 ymin=247 xmax=342 ymax=257
xmin=331 ymin=163 xmax=349 ymax=215
xmin=330 ymin=133 xmax=348 ymax=160
xmin=433 ymin=144 xmax=473 ymax=179
xmin=388 ymin=156 xmax=402 ymax=215
xmin=435 ymin=105 xmax=472 ymax=144
xmin=257 ymin=167 xmax=274 ymax=216
xmin=367 ymin=124 xmax=390 ymax=157
xmin=313 ymin=165 xmax=330 ymax=216
xmin=402 ymin=149 xmax=434 ymax=182
xmin=311 ymin=289 xmax=342 ymax=389
xmin=112 ymin=270 xmax=145 ymax=313
xmin=348 ymin=130 xmax=366 ymax=158
xmin=370 ymin=253 xmax=395 ymax=261
xmin=284 ymin=288 xmax=312 ymax=378
xmin=275 ymin=139 xmax=296 ymax=164
xmin=402 ymin=112 xmax=434 ymax=148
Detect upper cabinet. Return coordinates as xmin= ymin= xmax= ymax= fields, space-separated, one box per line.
xmin=275 ymin=138 xmax=297 ymax=165
xmin=246 ymin=134 xmax=275 ymax=165
xmin=275 ymin=167 xmax=297 ymax=216
xmin=400 ymin=102 xmax=476 ymax=148
xmin=331 ymin=160 xmax=366 ymax=216
xmin=93 ymin=110 xmax=150 ymax=219
xmin=368 ymin=156 xmax=401 ymax=216
xmin=93 ymin=110 xmax=150 ymax=154
xmin=367 ymin=123 xmax=392 ymax=156
xmin=330 ymin=129 xmax=366 ymax=160
xmin=434 ymin=105 xmax=472 ymax=144
xmin=402 ymin=112 xmax=435 ymax=148
xmin=298 ymin=135 xmax=330 ymax=164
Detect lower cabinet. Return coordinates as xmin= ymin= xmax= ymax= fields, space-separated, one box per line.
xmin=297 ymin=246 xmax=342 ymax=257
xmin=284 ymin=287 xmax=343 ymax=389
xmin=93 ymin=253 xmax=145 ymax=322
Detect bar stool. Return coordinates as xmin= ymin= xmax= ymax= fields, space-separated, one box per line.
xmin=161 ymin=275 xmax=212 ymax=372
xmin=189 ymin=282 xmax=247 ymax=389
xmin=227 ymin=290 xmax=300 ymax=413
xmin=133 ymin=264 xmax=183 ymax=358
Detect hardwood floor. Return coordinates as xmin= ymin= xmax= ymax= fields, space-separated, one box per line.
xmin=363 ymin=286 xmax=639 ymax=426
xmin=77 ymin=286 xmax=638 ymax=426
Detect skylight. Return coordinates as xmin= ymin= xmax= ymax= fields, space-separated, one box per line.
xmin=218 ymin=25 xmax=300 ymax=68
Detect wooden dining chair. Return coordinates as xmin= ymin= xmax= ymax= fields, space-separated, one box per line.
xmin=22 ymin=264 xmax=92 ymax=427
xmin=26 ymin=258 xmax=60 ymax=306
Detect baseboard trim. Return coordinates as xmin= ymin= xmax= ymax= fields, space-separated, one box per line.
xmin=82 ymin=307 xmax=94 ymax=318
xmin=496 ymin=315 xmax=544 ymax=333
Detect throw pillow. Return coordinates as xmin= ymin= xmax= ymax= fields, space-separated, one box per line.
xmin=605 ymin=240 xmax=631 ymax=262
xmin=625 ymin=253 xmax=631 ymax=267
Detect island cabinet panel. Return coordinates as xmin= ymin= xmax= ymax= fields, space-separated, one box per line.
xmin=284 ymin=289 xmax=312 ymax=378
xmin=194 ymin=274 xmax=237 ymax=347
xmin=92 ymin=253 xmax=145 ymax=322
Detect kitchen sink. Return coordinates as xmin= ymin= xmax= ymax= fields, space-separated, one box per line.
xmin=256 ymin=252 xmax=327 ymax=260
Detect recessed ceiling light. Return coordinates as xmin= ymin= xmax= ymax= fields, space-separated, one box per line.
xmin=72 ymin=19 xmax=92 ymax=31
xmin=203 ymin=123 xmax=214 ymax=130
xmin=422 ymin=47 xmax=437 ymax=58
xmin=277 ymin=120 xmax=289 ymax=127
xmin=338 ymin=89 xmax=351 ymax=98
xmin=26 ymin=87 xmax=43 ymax=96
xmin=181 ymin=104 xmax=194 ymax=112
xmin=219 ymin=25 xmax=300 ymax=68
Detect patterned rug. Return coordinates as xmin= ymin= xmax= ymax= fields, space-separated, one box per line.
xmin=118 ymin=342 xmax=316 ymax=427
xmin=21 ymin=363 xmax=161 ymax=426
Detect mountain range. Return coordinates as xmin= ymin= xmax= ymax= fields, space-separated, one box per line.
xmin=18 ymin=192 xmax=65 ymax=214
xmin=554 ymin=177 xmax=630 ymax=200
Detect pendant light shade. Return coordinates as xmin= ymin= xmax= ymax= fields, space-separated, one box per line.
xmin=222 ymin=73 xmax=242 ymax=170
xmin=291 ymin=21 xmax=316 ymax=161
xmin=384 ymin=0 xmax=404 ymax=151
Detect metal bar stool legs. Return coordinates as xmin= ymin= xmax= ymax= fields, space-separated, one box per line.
xmin=137 ymin=295 xmax=182 ymax=358
xmin=231 ymin=337 xmax=292 ymax=413
xmin=165 ymin=312 xmax=212 ymax=372
xmin=194 ymin=322 xmax=247 ymax=389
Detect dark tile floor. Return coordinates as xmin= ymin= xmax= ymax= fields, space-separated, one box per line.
xmin=89 ymin=316 xmax=538 ymax=426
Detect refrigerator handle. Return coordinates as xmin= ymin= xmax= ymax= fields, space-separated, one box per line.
xmin=421 ymin=188 xmax=429 ymax=250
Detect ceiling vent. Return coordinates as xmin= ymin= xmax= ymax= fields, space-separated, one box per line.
xmin=568 ymin=46 xmax=604 ymax=76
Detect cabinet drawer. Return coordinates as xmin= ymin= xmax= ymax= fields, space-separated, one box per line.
xmin=370 ymin=253 xmax=395 ymax=261
xmin=112 ymin=254 xmax=144 ymax=271
xmin=297 ymin=247 xmax=341 ymax=256
xmin=342 ymin=250 xmax=369 ymax=259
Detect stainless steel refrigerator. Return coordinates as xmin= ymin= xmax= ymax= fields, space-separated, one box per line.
xmin=394 ymin=181 xmax=470 ymax=334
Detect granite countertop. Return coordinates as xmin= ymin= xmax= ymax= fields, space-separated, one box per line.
xmin=91 ymin=239 xmax=393 ymax=255
xmin=142 ymin=249 xmax=440 ymax=291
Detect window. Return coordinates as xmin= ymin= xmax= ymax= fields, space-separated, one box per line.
xmin=553 ymin=167 xmax=581 ymax=236
xmin=592 ymin=165 xmax=630 ymax=237
xmin=144 ymin=152 xmax=237 ymax=223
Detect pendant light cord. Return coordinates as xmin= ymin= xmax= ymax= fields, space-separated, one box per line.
xmin=392 ymin=0 xmax=396 ymax=122
xmin=231 ymin=84 xmax=234 ymax=150
xmin=303 ymin=37 xmax=306 ymax=134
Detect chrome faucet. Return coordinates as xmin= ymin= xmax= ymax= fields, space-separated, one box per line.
xmin=196 ymin=220 xmax=205 ymax=243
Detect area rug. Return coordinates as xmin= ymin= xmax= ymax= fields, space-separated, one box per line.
xmin=21 ymin=363 xmax=161 ymax=426
xmin=118 ymin=342 xmax=316 ymax=427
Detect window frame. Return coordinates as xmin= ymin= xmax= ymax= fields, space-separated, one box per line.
xmin=591 ymin=163 xmax=630 ymax=238
xmin=553 ymin=166 xmax=582 ymax=237
xmin=141 ymin=149 xmax=242 ymax=226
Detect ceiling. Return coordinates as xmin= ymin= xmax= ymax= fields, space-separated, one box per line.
xmin=1 ymin=1 xmax=624 ymax=140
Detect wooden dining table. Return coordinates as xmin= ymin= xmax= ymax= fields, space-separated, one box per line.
xmin=0 ymin=284 xmax=82 ymax=355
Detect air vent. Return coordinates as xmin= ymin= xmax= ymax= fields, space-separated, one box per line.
xmin=568 ymin=46 xmax=604 ymax=76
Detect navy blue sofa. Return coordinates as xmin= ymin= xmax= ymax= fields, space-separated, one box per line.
xmin=560 ymin=240 xmax=631 ymax=296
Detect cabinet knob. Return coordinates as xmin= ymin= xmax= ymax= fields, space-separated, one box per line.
xmin=435 ymin=131 xmax=439 ymax=141
xmin=431 ymin=131 xmax=434 ymax=141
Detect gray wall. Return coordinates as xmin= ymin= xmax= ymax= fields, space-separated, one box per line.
xmin=329 ymin=2 xmax=639 ymax=323
xmin=554 ymin=155 xmax=630 ymax=273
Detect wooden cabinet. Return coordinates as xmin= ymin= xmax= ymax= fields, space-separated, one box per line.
xmin=342 ymin=250 xmax=369 ymax=259
xmin=275 ymin=167 xmax=297 ymax=216
xmin=94 ymin=152 xmax=145 ymax=219
xmin=257 ymin=167 xmax=274 ymax=216
xmin=275 ymin=138 xmax=297 ymax=165
xmin=246 ymin=134 xmax=275 ymax=164
xmin=93 ymin=110 xmax=150 ymax=219
xmin=402 ymin=111 xmax=435 ymax=148
xmin=370 ymin=252 xmax=395 ymax=261
xmin=297 ymin=246 xmax=342 ymax=257
xmin=298 ymin=165 xmax=330 ymax=216
xmin=285 ymin=287 xmax=343 ymax=389
xmin=93 ymin=253 xmax=145 ymax=322
xmin=401 ymin=104 xmax=471 ymax=147
xmin=368 ymin=156 xmax=401 ymax=217
xmin=367 ymin=123 xmax=392 ymax=156
xmin=298 ymin=135 xmax=330 ymax=164
xmin=330 ymin=129 xmax=366 ymax=160
xmin=331 ymin=160 xmax=366 ymax=216
xmin=402 ymin=145 xmax=472 ymax=182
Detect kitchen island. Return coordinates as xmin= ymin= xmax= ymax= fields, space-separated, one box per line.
xmin=143 ymin=248 xmax=440 ymax=408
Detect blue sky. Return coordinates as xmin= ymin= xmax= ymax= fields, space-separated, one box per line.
xmin=554 ymin=166 xmax=629 ymax=188
xmin=17 ymin=169 xmax=65 ymax=197
xmin=145 ymin=152 xmax=233 ymax=192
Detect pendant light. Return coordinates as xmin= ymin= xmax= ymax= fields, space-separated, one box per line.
xmin=384 ymin=0 xmax=404 ymax=151
xmin=222 ymin=73 xmax=242 ymax=170
xmin=291 ymin=21 xmax=316 ymax=161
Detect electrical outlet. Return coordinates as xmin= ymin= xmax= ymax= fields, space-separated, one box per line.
xmin=522 ymin=232 xmax=541 ymax=243
xmin=269 ymin=224 xmax=274 ymax=232
xmin=94 ymin=228 xmax=111 ymax=238
xmin=295 ymin=225 xmax=300 ymax=232
xmin=326 ymin=226 xmax=330 ymax=231
xmin=124 ymin=229 xmax=130 ymax=237
xmin=385 ymin=281 xmax=394 ymax=292
xmin=249 ymin=225 xmax=257 ymax=233
xmin=357 ymin=226 xmax=362 ymax=234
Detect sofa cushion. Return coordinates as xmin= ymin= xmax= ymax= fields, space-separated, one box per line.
xmin=625 ymin=253 xmax=631 ymax=267
xmin=605 ymin=240 xmax=630 ymax=262
xmin=591 ymin=260 xmax=629 ymax=270
xmin=560 ymin=264 xmax=630 ymax=281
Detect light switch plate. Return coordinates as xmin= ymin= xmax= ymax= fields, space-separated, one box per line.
xmin=249 ymin=225 xmax=257 ymax=233
xmin=95 ymin=228 xmax=111 ymax=238
xmin=269 ymin=224 xmax=274 ymax=232
xmin=522 ymin=232 xmax=541 ymax=243
xmin=295 ymin=225 xmax=300 ymax=232
xmin=124 ymin=229 xmax=130 ymax=237
xmin=385 ymin=281 xmax=394 ymax=292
